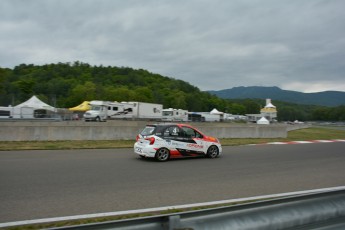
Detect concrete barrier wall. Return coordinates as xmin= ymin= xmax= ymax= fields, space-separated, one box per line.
xmin=0 ymin=120 xmax=304 ymax=141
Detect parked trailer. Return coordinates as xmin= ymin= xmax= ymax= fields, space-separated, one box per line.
xmin=0 ymin=107 xmax=13 ymax=119
xmin=0 ymin=106 xmax=35 ymax=119
xmin=128 ymin=101 xmax=163 ymax=120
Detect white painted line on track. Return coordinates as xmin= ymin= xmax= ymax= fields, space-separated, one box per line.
xmin=1 ymin=186 xmax=345 ymax=228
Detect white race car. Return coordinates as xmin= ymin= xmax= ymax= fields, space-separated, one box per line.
xmin=134 ymin=123 xmax=222 ymax=161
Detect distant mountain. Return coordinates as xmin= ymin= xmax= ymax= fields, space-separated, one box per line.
xmin=208 ymin=86 xmax=345 ymax=107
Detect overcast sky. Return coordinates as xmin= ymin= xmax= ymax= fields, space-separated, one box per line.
xmin=1 ymin=0 xmax=345 ymax=92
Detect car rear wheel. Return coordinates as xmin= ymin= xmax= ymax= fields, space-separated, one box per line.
xmin=207 ymin=145 xmax=219 ymax=158
xmin=155 ymin=148 xmax=170 ymax=162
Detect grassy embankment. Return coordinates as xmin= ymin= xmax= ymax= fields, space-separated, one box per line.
xmin=1 ymin=126 xmax=344 ymax=151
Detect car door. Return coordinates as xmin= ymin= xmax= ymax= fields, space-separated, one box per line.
xmin=162 ymin=125 xmax=196 ymax=156
xmin=179 ymin=126 xmax=206 ymax=155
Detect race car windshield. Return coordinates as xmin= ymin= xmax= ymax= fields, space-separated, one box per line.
xmin=141 ymin=126 xmax=156 ymax=136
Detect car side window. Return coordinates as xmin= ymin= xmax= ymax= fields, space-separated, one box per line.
xmin=195 ymin=131 xmax=202 ymax=138
xmin=164 ymin=126 xmax=180 ymax=137
xmin=141 ymin=126 xmax=155 ymax=136
xmin=182 ymin=127 xmax=203 ymax=138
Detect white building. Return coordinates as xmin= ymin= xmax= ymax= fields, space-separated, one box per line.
xmin=246 ymin=99 xmax=277 ymax=123
xmin=260 ymin=99 xmax=277 ymax=121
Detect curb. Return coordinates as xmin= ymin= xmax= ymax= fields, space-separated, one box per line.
xmin=249 ymin=139 xmax=345 ymax=146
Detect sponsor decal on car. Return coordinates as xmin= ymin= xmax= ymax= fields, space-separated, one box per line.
xmin=165 ymin=139 xmax=172 ymax=145
xmin=186 ymin=143 xmax=204 ymax=149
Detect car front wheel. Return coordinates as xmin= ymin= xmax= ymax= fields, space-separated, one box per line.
xmin=207 ymin=145 xmax=219 ymax=158
xmin=155 ymin=148 xmax=170 ymax=162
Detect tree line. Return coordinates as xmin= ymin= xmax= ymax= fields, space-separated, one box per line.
xmin=0 ymin=62 xmax=344 ymax=121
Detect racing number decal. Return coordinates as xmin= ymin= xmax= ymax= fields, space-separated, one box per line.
xmin=172 ymin=127 xmax=178 ymax=135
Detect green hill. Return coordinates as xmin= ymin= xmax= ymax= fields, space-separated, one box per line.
xmin=0 ymin=62 xmax=243 ymax=114
xmin=208 ymin=86 xmax=345 ymax=107
xmin=1 ymin=62 xmax=344 ymax=121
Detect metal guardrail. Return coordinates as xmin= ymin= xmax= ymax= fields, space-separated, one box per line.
xmin=2 ymin=187 xmax=345 ymax=229
xmin=46 ymin=188 xmax=345 ymax=229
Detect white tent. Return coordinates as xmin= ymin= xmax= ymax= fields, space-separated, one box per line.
xmin=210 ymin=108 xmax=223 ymax=115
xmin=15 ymin=95 xmax=56 ymax=112
xmin=257 ymin=117 xmax=270 ymax=125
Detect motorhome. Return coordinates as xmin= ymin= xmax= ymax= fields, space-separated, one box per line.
xmin=162 ymin=108 xmax=188 ymax=121
xmin=83 ymin=100 xmax=109 ymax=121
xmin=83 ymin=101 xmax=163 ymax=121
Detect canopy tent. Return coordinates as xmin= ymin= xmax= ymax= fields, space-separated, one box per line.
xmin=210 ymin=108 xmax=223 ymax=115
xmin=15 ymin=95 xmax=56 ymax=112
xmin=69 ymin=101 xmax=91 ymax=112
xmin=257 ymin=117 xmax=270 ymax=125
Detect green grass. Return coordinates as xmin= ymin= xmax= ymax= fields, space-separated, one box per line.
xmin=0 ymin=140 xmax=135 ymax=151
xmin=1 ymin=127 xmax=344 ymax=151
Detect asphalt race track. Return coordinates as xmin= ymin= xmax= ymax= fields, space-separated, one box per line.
xmin=1 ymin=143 xmax=344 ymax=223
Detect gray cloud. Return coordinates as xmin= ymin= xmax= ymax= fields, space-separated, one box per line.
xmin=1 ymin=0 xmax=344 ymax=92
